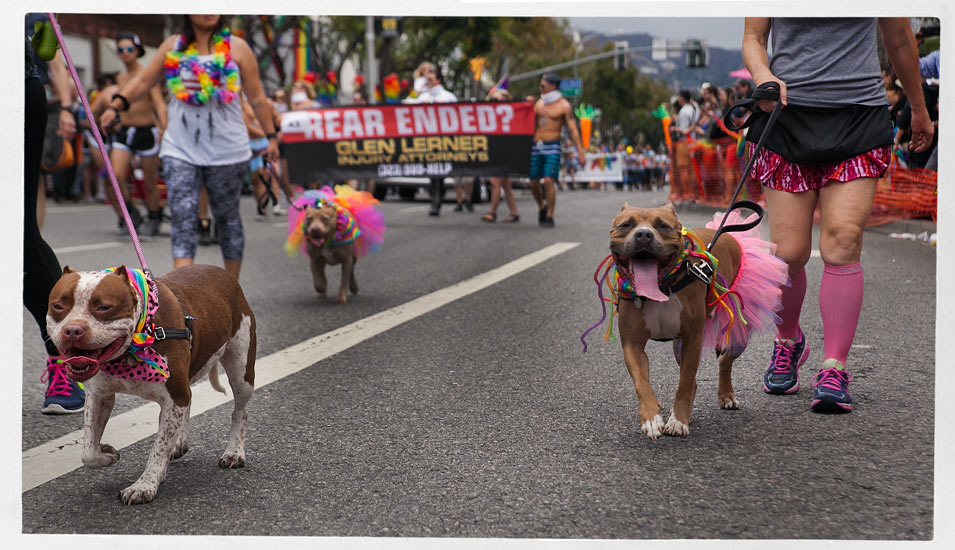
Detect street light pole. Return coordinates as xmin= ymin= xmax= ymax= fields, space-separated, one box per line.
xmin=364 ymin=15 xmax=377 ymax=103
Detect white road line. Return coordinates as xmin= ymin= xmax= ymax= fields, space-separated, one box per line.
xmin=53 ymin=242 xmax=122 ymax=255
xmin=45 ymin=204 xmax=111 ymax=214
xmin=398 ymin=205 xmax=428 ymax=212
xmin=21 ymin=241 xmax=580 ymax=492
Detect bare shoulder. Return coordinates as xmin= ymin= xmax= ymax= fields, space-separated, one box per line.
xmin=230 ymin=35 xmax=253 ymax=61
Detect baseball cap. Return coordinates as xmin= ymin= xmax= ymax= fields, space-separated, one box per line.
xmin=116 ymin=32 xmax=145 ymax=58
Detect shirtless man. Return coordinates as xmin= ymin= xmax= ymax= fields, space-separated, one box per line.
xmin=100 ymin=32 xmax=167 ymax=237
xmin=531 ymin=74 xmax=584 ymax=227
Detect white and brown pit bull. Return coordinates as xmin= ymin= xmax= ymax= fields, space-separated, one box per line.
xmin=46 ymin=264 xmax=256 ymax=505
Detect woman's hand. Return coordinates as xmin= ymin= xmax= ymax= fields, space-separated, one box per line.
xmin=908 ymin=109 xmax=935 ymax=153
xmin=753 ymin=74 xmax=787 ymax=113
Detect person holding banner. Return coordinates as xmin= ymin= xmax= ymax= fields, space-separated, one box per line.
xmin=531 ymin=74 xmax=584 ymax=228
xmin=100 ymin=14 xmax=279 ymax=280
xmin=415 ymin=65 xmax=458 ymax=216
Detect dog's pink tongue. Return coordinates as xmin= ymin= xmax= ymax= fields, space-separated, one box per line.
xmin=631 ymin=260 xmax=668 ymax=302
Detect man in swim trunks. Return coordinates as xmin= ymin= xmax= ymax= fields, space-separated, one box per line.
xmin=531 ymin=74 xmax=584 ymax=227
xmin=102 ymin=31 xmax=167 ymax=237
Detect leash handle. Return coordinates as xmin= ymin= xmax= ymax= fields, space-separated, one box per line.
xmin=706 ymin=82 xmax=783 ymax=251
xmin=46 ymin=13 xmax=157 ymax=296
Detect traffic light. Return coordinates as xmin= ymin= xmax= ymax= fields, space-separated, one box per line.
xmin=686 ymin=38 xmax=708 ymax=68
xmin=614 ymin=41 xmax=629 ymax=71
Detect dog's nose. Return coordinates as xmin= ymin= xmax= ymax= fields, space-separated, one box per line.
xmin=633 ymin=228 xmax=655 ymax=242
xmin=62 ymin=324 xmax=86 ymax=340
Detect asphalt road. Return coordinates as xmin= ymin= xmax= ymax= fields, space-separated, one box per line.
xmin=18 ymin=184 xmax=938 ymax=541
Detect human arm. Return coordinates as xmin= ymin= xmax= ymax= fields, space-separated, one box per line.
xmin=46 ymin=50 xmax=76 ymax=139
xmin=742 ymin=17 xmax=786 ymax=112
xmin=149 ymin=83 xmax=167 ymax=132
xmin=233 ymin=36 xmax=278 ymax=159
xmin=100 ymin=35 xmax=175 ymax=129
xmin=879 ymin=18 xmax=934 ymax=153
xmin=564 ymin=103 xmax=586 ymax=163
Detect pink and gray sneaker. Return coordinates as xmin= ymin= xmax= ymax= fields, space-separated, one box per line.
xmin=763 ymin=327 xmax=810 ymax=394
xmin=810 ymin=359 xmax=853 ymax=413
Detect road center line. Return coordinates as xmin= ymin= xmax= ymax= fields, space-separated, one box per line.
xmin=53 ymin=242 xmax=122 ymax=255
xmin=22 ymin=241 xmax=579 ymax=492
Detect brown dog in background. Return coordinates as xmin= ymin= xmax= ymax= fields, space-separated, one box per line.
xmin=610 ymin=204 xmax=751 ymax=439
xmin=303 ymin=203 xmax=359 ymax=304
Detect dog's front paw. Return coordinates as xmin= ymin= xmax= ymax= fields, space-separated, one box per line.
xmin=217 ymin=451 xmax=246 ymax=469
xmin=639 ymin=414 xmax=665 ymax=440
xmin=118 ymin=481 xmax=158 ymax=505
xmin=663 ymin=413 xmax=690 ymax=437
xmin=172 ymin=441 xmax=189 ymax=460
xmin=336 ymin=292 xmax=348 ymax=304
xmin=82 ymin=444 xmax=120 ymax=469
xmin=718 ymin=393 xmax=740 ymax=410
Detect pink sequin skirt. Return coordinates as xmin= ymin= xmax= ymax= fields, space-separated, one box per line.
xmin=748 ymin=144 xmax=891 ymax=193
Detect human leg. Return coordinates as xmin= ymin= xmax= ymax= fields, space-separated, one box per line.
xmin=817 ymin=177 xmax=877 ymax=366
xmin=482 ymin=177 xmax=502 ymax=222
xmin=502 ymin=178 xmax=519 ymax=219
xmin=164 ymin=157 xmax=203 ymax=268
xmin=140 ymin=154 xmax=163 ymax=237
xmin=205 ymin=161 xmax=249 ymax=279
xmin=761 ymin=186 xmax=817 ymax=394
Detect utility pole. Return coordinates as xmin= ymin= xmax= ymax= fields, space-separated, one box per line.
xmin=364 ymin=15 xmax=377 ymax=103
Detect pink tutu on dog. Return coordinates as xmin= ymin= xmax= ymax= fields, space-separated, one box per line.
xmin=702 ymin=211 xmax=789 ymax=354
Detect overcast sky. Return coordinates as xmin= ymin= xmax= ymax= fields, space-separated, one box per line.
xmin=567 ymin=17 xmax=746 ymax=50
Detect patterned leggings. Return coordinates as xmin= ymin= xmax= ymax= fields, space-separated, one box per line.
xmin=163 ymin=157 xmax=247 ymax=260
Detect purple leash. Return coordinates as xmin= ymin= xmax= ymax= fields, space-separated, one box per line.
xmin=46 ymin=13 xmax=157 ymax=295
xmin=580 ymin=257 xmax=615 ymax=353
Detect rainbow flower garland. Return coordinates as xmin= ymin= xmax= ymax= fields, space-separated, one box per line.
xmin=164 ymin=28 xmax=240 ymax=106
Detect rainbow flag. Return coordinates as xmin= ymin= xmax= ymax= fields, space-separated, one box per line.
xmin=292 ymin=20 xmax=310 ymax=82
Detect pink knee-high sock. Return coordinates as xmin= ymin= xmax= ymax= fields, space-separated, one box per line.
xmin=776 ymin=267 xmax=807 ymax=340
xmin=819 ymin=263 xmax=864 ymax=366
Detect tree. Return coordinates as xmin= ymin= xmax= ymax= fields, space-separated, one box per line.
xmin=576 ymin=44 xmax=673 ymax=148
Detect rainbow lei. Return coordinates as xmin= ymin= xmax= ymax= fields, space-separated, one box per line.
xmin=164 ymin=28 xmax=240 ymax=106
xmin=580 ymin=227 xmax=748 ymax=352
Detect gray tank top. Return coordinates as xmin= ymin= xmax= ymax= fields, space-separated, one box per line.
xmin=770 ymin=18 xmax=888 ymax=108
xmin=160 ymin=52 xmax=251 ymax=166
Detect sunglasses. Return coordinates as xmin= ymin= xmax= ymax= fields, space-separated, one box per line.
xmin=117 ymin=46 xmax=136 ymax=54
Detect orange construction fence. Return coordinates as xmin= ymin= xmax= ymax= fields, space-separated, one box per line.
xmin=669 ymin=138 xmax=937 ymax=226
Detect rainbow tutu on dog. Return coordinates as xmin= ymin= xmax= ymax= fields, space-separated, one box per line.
xmin=285 ymin=185 xmax=385 ymax=258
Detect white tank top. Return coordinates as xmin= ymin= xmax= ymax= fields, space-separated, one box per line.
xmin=160 ymin=51 xmax=251 ymax=166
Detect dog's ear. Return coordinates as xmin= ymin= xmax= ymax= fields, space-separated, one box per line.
xmin=62 ymin=266 xmax=73 ymax=275
xmin=112 ymin=265 xmax=128 ymax=279
xmin=620 ymin=203 xmax=630 ymax=211
xmin=665 ymin=203 xmax=677 ymax=215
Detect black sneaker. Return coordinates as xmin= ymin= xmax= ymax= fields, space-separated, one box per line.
xmin=763 ymin=327 xmax=810 ymax=394
xmin=41 ymin=358 xmax=85 ymax=414
xmin=143 ymin=209 xmax=163 ymax=238
xmin=540 ymin=216 xmax=555 ymax=228
xmin=538 ymin=207 xmax=547 ymax=223
xmin=810 ymin=360 xmax=853 ymax=413
xmin=464 ymin=201 xmax=473 ymax=212
xmin=453 ymin=203 xmax=464 ymax=212
xmin=198 ymin=218 xmax=213 ymax=246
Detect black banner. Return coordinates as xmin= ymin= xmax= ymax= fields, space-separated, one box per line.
xmin=280 ymin=102 xmax=535 ymax=182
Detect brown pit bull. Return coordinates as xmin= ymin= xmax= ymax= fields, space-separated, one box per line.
xmin=303 ymin=203 xmax=359 ymax=304
xmin=608 ymin=203 xmax=787 ymax=439
xmin=46 ymin=264 xmax=256 ymax=504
